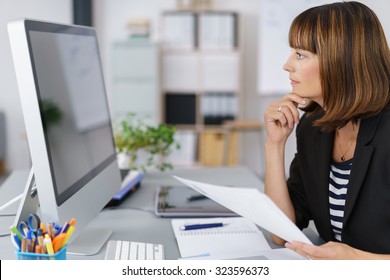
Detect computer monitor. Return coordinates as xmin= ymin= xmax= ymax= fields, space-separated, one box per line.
xmin=8 ymin=19 xmax=122 ymax=255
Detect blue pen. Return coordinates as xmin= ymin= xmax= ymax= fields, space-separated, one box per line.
xmin=60 ymin=222 xmax=70 ymax=234
xmin=11 ymin=233 xmax=21 ymax=250
xmin=180 ymin=222 xmax=226 ymax=231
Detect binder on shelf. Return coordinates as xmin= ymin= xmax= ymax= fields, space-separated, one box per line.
xmin=199 ymin=12 xmax=238 ymax=50
xmin=162 ymin=12 xmax=197 ymax=50
xmin=202 ymin=92 xmax=236 ymax=125
xmin=162 ymin=11 xmax=238 ymax=51
xmin=198 ymin=130 xmax=238 ymax=166
xmin=165 ymin=93 xmax=196 ymax=125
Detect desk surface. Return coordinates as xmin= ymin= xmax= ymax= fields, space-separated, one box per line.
xmin=0 ymin=166 xmax=321 ymax=260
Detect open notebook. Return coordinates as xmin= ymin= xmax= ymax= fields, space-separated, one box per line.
xmin=171 ymin=217 xmax=271 ymax=258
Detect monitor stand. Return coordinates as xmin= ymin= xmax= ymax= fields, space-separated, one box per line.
xmin=67 ymin=228 xmax=112 ymax=256
xmin=14 ymin=168 xmax=39 ymax=228
xmin=15 ymin=168 xmax=112 ymax=256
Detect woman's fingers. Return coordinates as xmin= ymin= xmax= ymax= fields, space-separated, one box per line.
xmin=264 ymin=93 xmax=307 ymax=143
xmin=285 ymin=241 xmax=341 ymax=260
xmin=268 ymin=106 xmax=291 ymax=128
xmin=285 ymin=241 xmax=318 ymax=259
xmin=267 ymin=98 xmax=303 ymax=129
xmin=275 ymin=105 xmax=295 ymax=128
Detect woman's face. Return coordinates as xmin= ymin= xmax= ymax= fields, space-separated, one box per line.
xmin=283 ymin=49 xmax=323 ymax=106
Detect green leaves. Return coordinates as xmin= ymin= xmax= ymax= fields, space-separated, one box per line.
xmin=113 ymin=113 xmax=180 ymax=172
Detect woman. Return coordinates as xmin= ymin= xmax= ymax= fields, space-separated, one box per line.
xmin=264 ymin=1 xmax=390 ymax=259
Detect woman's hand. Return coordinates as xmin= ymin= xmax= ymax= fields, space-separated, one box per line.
xmin=285 ymin=241 xmax=376 ymax=260
xmin=264 ymin=93 xmax=307 ymax=145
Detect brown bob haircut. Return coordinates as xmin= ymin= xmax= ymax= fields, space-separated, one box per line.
xmin=289 ymin=1 xmax=390 ymax=131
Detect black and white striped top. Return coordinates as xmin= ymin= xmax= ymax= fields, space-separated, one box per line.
xmin=329 ymin=159 xmax=352 ymax=241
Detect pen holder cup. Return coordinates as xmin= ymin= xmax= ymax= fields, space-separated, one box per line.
xmin=16 ymin=245 xmax=68 ymax=260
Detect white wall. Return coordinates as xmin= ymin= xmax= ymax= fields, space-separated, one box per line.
xmin=0 ymin=0 xmax=72 ymax=171
xmin=94 ymin=0 xmax=390 ymax=177
xmin=2 ymin=0 xmax=389 ymax=177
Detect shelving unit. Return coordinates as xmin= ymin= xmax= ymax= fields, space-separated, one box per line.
xmin=111 ymin=38 xmax=160 ymax=125
xmin=160 ymin=10 xmax=242 ymax=166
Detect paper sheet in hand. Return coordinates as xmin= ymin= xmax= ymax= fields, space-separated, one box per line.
xmin=173 ymin=176 xmax=312 ymax=244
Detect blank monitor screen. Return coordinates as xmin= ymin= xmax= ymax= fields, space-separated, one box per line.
xmin=28 ymin=28 xmax=115 ymax=204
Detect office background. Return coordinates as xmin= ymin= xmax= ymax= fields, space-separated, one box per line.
xmin=0 ymin=0 xmax=389 ymax=179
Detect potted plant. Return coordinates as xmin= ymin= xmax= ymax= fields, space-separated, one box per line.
xmin=113 ymin=113 xmax=180 ymax=172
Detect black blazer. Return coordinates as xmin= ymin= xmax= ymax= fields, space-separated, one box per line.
xmin=287 ymin=107 xmax=390 ymax=254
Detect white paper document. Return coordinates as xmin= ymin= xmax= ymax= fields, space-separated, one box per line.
xmin=172 ymin=217 xmax=271 ymax=258
xmin=173 ymin=176 xmax=312 ymax=244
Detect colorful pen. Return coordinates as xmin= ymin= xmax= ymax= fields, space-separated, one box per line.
xmin=40 ymin=222 xmax=47 ymax=235
xmin=47 ymin=223 xmax=55 ymax=239
xmin=21 ymin=224 xmax=28 ymax=237
xmin=21 ymin=238 xmax=27 ymax=252
xmin=53 ymin=223 xmax=62 ymax=235
xmin=53 ymin=233 xmax=66 ymax=253
xmin=62 ymin=218 xmax=76 ymax=246
xmin=44 ymin=233 xmax=54 ymax=255
xmin=31 ymin=232 xmax=36 ymax=252
xmin=27 ymin=230 xmax=35 ymax=252
xmin=60 ymin=221 xmax=70 ymax=234
xmin=11 ymin=233 xmax=21 ymax=250
xmin=37 ymin=229 xmax=47 ymax=254
xmin=180 ymin=222 xmax=226 ymax=231
xmin=10 ymin=225 xmax=22 ymax=240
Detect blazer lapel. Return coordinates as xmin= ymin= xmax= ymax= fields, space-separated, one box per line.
xmin=343 ymin=113 xmax=382 ymax=225
xmin=315 ymin=129 xmax=334 ymax=239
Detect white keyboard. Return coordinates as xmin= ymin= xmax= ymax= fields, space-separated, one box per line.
xmin=104 ymin=240 xmax=165 ymax=260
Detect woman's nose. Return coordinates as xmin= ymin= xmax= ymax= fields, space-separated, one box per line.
xmin=283 ymin=54 xmax=294 ymax=72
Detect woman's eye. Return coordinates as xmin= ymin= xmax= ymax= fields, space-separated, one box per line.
xmin=296 ymin=52 xmax=305 ymax=60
